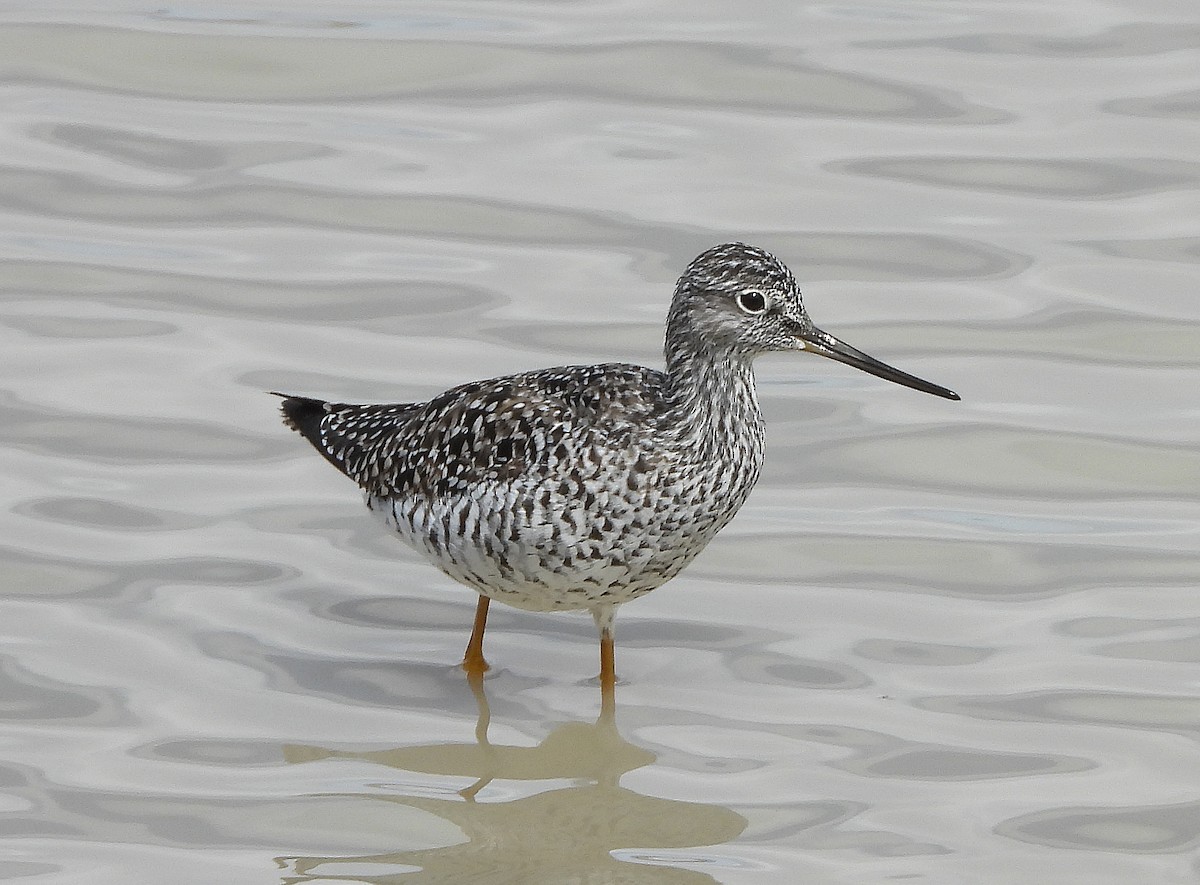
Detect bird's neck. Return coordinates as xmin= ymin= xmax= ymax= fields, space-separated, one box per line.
xmin=663 ymin=339 xmax=764 ymax=452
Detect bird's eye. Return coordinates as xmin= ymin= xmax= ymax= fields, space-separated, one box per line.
xmin=736 ymin=290 xmax=767 ymax=315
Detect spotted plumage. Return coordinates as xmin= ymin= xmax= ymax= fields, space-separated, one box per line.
xmin=275 ymin=243 xmax=958 ymax=688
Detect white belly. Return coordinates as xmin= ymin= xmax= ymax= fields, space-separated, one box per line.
xmin=367 ymin=486 xmax=712 ymax=612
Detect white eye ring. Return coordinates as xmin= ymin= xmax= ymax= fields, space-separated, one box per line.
xmin=736 ymin=290 xmax=767 ymax=315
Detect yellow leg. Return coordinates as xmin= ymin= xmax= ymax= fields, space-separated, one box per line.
xmin=599 ymin=626 xmax=616 ymax=723
xmin=461 ymin=595 xmax=491 ymax=675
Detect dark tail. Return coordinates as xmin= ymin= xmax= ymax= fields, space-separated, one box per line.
xmin=270 ymin=392 xmax=349 ymax=476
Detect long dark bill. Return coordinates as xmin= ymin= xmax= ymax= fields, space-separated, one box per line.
xmin=800 ymin=326 xmax=960 ymax=401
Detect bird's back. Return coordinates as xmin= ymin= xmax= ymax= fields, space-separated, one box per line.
xmin=278 ymin=362 xmax=670 ymax=498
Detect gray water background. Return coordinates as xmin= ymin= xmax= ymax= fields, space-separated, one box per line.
xmin=1 ymin=1 xmax=1198 ymax=883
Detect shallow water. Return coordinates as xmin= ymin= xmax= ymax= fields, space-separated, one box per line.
xmin=2 ymin=2 xmax=1198 ymax=883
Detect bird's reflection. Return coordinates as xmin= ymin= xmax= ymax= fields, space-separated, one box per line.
xmin=277 ymin=673 xmax=746 ymax=883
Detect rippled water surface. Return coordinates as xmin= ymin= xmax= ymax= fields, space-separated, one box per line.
xmin=2 ymin=1 xmax=1198 ymax=882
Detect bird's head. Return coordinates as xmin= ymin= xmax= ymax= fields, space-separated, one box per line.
xmin=667 ymin=242 xmax=959 ymax=400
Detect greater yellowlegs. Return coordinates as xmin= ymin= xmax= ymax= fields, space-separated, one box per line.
xmin=275 ymin=243 xmax=958 ymax=701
